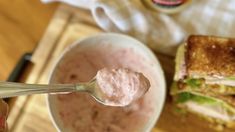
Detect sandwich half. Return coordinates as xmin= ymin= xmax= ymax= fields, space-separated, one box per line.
xmin=171 ymin=35 xmax=235 ymax=124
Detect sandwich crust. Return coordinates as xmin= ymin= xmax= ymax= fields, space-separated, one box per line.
xmin=186 ymin=35 xmax=235 ymax=78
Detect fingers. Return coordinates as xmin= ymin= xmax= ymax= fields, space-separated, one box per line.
xmin=0 ymin=100 xmax=8 ymax=132
xmin=0 ymin=100 xmax=8 ymax=117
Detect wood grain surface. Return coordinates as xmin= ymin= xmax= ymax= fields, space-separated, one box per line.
xmin=0 ymin=0 xmax=57 ymax=80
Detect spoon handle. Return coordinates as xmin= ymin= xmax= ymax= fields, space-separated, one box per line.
xmin=0 ymin=82 xmax=76 ymax=98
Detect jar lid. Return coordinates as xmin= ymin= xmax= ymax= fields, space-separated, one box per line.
xmin=142 ymin=0 xmax=192 ymax=14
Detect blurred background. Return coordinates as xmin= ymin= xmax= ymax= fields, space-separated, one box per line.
xmin=1 ymin=0 xmax=235 ymax=132
xmin=0 ymin=0 xmax=57 ymax=81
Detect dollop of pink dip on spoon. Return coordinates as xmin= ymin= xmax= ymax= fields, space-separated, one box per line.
xmin=95 ymin=68 xmax=151 ymax=106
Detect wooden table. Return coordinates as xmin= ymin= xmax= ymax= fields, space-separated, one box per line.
xmin=6 ymin=3 xmax=235 ymax=132
xmin=0 ymin=0 xmax=57 ymax=81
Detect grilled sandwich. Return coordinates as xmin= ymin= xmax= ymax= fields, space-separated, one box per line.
xmin=171 ymin=35 xmax=235 ymax=125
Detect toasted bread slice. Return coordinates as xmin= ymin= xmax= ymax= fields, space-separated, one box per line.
xmin=186 ymin=35 xmax=235 ymax=78
xmin=215 ymin=95 xmax=235 ymax=108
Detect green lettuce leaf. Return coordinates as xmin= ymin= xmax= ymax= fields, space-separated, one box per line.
xmin=176 ymin=92 xmax=217 ymax=104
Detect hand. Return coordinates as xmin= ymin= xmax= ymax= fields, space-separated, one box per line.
xmin=0 ymin=100 xmax=8 ymax=132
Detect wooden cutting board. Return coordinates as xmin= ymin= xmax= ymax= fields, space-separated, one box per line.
xmin=7 ymin=4 xmax=235 ymax=132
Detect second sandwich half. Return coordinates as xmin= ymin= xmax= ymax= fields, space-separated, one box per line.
xmin=171 ymin=35 xmax=235 ymax=124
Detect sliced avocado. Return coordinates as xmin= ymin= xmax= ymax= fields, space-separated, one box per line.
xmin=176 ymin=92 xmax=235 ymax=115
xmin=176 ymin=92 xmax=217 ymax=104
xmin=185 ymin=78 xmax=201 ymax=89
xmin=171 ymin=79 xmax=235 ymax=95
xmin=225 ymin=77 xmax=235 ymax=80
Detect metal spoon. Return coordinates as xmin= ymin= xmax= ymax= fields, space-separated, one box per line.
xmin=0 ymin=68 xmax=150 ymax=106
xmin=0 ymin=78 xmax=106 ymax=105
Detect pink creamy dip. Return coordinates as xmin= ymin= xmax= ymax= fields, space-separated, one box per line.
xmin=50 ymin=44 xmax=159 ymax=132
xmin=96 ymin=68 xmax=150 ymax=106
